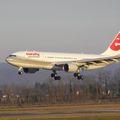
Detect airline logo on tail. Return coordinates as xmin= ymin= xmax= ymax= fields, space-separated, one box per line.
xmin=110 ymin=33 xmax=120 ymax=51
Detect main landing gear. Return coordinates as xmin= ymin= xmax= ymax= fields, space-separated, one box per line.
xmin=51 ymin=71 xmax=83 ymax=80
xmin=51 ymin=70 xmax=61 ymax=80
xmin=74 ymin=73 xmax=84 ymax=80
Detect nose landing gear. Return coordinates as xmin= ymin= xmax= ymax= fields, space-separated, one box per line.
xmin=18 ymin=67 xmax=23 ymax=75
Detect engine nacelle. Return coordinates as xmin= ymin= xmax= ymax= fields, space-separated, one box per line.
xmin=23 ymin=68 xmax=39 ymax=73
xmin=63 ymin=64 xmax=78 ymax=72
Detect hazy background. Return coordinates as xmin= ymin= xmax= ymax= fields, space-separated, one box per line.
xmin=0 ymin=0 xmax=120 ymax=62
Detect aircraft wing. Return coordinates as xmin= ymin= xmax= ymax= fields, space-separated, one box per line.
xmin=53 ymin=55 xmax=120 ymax=71
xmin=75 ymin=55 xmax=120 ymax=66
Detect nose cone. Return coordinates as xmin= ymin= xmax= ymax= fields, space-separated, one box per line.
xmin=6 ymin=54 xmax=17 ymax=63
xmin=6 ymin=55 xmax=16 ymax=65
xmin=6 ymin=56 xmax=12 ymax=64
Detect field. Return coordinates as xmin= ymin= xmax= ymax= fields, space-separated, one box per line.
xmin=0 ymin=103 xmax=120 ymax=120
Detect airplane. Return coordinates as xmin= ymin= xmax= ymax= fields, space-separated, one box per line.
xmin=6 ymin=32 xmax=120 ymax=80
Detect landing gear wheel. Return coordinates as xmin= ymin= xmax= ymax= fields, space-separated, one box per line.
xmin=73 ymin=73 xmax=84 ymax=80
xmin=18 ymin=71 xmax=22 ymax=75
xmin=77 ymin=75 xmax=84 ymax=80
xmin=74 ymin=73 xmax=78 ymax=77
xmin=51 ymin=70 xmax=61 ymax=80
xmin=54 ymin=76 xmax=61 ymax=80
xmin=51 ymin=73 xmax=55 ymax=78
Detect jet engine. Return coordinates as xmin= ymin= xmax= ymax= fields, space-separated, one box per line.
xmin=63 ymin=64 xmax=78 ymax=72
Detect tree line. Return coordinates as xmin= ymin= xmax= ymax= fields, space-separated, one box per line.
xmin=0 ymin=68 xmax=120 ymax=106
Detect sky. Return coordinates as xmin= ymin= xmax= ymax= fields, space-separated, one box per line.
xmin=0 ymin=0 xmax=120 ymax=62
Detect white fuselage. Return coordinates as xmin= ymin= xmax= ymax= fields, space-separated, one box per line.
xmin=6 ymin=51 xmax=108 ymax=71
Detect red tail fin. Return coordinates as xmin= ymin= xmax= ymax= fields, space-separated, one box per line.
xmin=110 ymin=32 xmax=120 ymax=51
xmin=102 ymin=32 xmax=120 ymax=56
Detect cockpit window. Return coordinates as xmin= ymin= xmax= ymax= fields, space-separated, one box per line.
xmin=8 ymin=55 xmax=16 ymax=57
